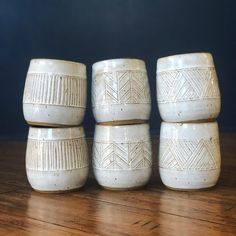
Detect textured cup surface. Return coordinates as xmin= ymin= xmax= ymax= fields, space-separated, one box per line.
xmin=26 ymin=126 xmax=89 ymax=192
xmin=156 ymin=53 xmax=221 ymax=122
xmin=159 ymin=122 xmax=221 ymax=190
xmin=93 ymin=124 xmax=152 ymax=189
xmin=92 ymin=58 xmax=151 ymax=124
xmin=23 ymin=59 xmax=87 ymax=126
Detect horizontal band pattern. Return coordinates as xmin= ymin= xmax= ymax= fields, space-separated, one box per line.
xmin=23 ymin=73 xmax=86 ymax=107
xmin=92 ymin=70 xmax=151 ymax=106
xmin=157 ymin=68 xmax=220 ymax=104
xmin=159 ymin=137 xmax=221 ymax=171
xmin=93 ymin=140 xmax=152 ymax=170
xmin=26 ymin=138 xmax=89 ymax=171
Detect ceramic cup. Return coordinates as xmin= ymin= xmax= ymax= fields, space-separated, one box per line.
xmin=92 ymin=58 xmax=151 ymax=124
xmin=159 ymin=122 xmax=221 ymax=190
xmin=156 ymin=53 xmax=221 ymax=122
xmin=26 ymin=126 xmax=89 ymax=192
xmin=23 ymin=59 xmax=87 ymax=126
xmin=93 ymin=124 xmax=152 ymax=190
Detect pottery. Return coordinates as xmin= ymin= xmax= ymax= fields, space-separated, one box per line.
xmin=156 ymin=53 xmax=221 ymax=122
xmin=23 ymin=59 xmax=87 ymax=126
xmin=93 ymin=124 xmax=152 ymax=189
xmin=26 ymin=126 xmax=89 ymax=192
xmin=92 ymin=58 xmax=151 ymax=124
xmin=159 ymin=122 xmax=221 ymax=190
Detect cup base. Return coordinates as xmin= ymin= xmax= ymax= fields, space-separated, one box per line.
xmin=26 ymin=168 xmax=89 ymax=192
xmin=27 ymin=121 xmax=72 ymax=127
xmin=23 ymin=103 xmax=85 ymax=126
xmin=33 ymin=187 xmax=82 ymax=194
xmin=159 ymin=168 xmax=220 ymax=190
xmin=94 ymin=168 xmax=152 ymax=190
xmin=167 ymin=118 xmax=216 ymax=124
xmin=158 ymin=98 xmax=220 ymax=123
xmin=93 ymin=103 xmax=151 ymax=124
xmin=164 ymin=185 xmax=216 ymax=192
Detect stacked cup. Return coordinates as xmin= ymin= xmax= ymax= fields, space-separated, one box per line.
xmin=156 ymin=53 xmax=221 ymax=190
xmin=23 ymin=59 xmax=89 ymax=192
xmin=92 ymin=59 xmax=152 ymax=190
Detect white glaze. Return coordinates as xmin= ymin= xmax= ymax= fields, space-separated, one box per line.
xmin=156 ymin=53 xmax=221 ymax=122
xmin=26 ymin=126 xmax=89 ymax=192
xmin=159 ymin=122 xmax=221 ymax=190
xmin=93 ymin=124 xmax=152 ymax=189
xmin=157 ymin=52 xmax=215 ymax=72
xmin=92 ymin=58 xmax=151 ymax=123
xmin=23 ymin=59 xmax=87 ymax=126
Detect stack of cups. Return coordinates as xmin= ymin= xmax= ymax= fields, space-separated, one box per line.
xmin=156 ymin=53 xmax=221 ymax=190
xmin=92 ymin=59 xmax=152 ymax=190
xmin=23 ymin=59 xmax=89 ymax=192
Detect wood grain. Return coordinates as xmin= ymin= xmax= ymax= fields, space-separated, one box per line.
xmin=0 ymin=134 xmax=235 ymax=235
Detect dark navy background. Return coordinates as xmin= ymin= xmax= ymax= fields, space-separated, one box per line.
xmin=0 ymin=0 xmax=235 ymax=139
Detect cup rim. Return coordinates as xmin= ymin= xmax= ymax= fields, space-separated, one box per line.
xmin=158 ymin=52 xmax=211 ymax=61
xmin=94 ymin=123 xmax=150 ymax=142
xmin=161 ymin=121 xmax=217 ymax=126
xmin=30 ymin=58 xmax=86 ymax=68
xmin=92 ymin=58 xmax=145 ymax=71
xmin=160 ymin=121 xmax=219 ymax=139
xmin=156 ymin=52 xmax=214 ymax=72
xmin=28 ymin=126 xmax=85 ymax=140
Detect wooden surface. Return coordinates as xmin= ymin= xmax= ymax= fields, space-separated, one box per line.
xmin=0 ymin=134 xmax=235 ymax=236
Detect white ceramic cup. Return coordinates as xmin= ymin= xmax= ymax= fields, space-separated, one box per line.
xmin=93 ymin=123 xmax=152 ymax=189
xmin=23 ymin=59 xmax=87 ymax=126
xmin=159 ymin=121 xmax=221 ymax=190
xmin=156 ymin=53 xmax=221 ymax=122
xmin=26 ymin=126 xmax=89 ymax=192
xmin=92 ymin=58 xmax=151 ymax=124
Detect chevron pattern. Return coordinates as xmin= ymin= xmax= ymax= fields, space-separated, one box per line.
xmin=26 ymin=138 xmax=89 ymax=171
xmin=157 ymin=68 xmax=220 ymax=104
xmin=92 ymin=70 xmax=150 ymax=106
xmin=93 ymin=141 xmax=152 ymax=170
xmin=159 ymin=138 xmax=221 ymax=170
xmin=23 ymin=73 xmax=86 ymax=107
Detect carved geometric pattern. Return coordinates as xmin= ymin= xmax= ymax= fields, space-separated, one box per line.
xmin=92 ymin=70 xmax=151 ymax=106
xmin=23 ymin=73 xmax=86 ymax=107
xmin=159 ymin=138 xmax=221 ymax=170
xmin=157 ymin=68 xmax=220 ymax=104
xmin=93 ymin=140 xmax=152 ymax=170
xmin=26 ymin=138 xmax=89 ymax=171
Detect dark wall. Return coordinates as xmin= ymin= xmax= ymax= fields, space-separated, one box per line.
xmin=0 ymin=0 xmax=235 ymax=139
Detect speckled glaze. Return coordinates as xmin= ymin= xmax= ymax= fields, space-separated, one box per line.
xmin=92 ymin=58 xmax=151 ymax=124
xmin=26 ymin=126 xmax=89 ymax=192
xmin=156 ymin=53 xmax=221 ymax=122
xmin=23 ymin=59 xmax=87 ymax=126
xmin=93 ymin=124 xmax=152 ymax=189
xmin=159 ymin=122 xmax=221 ymax=190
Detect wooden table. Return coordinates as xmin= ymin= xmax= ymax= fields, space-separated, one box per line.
xmin=0 ymin=134 xmax=235 ymax=235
